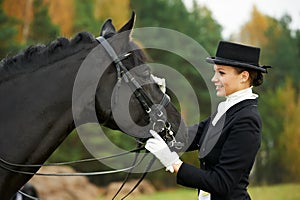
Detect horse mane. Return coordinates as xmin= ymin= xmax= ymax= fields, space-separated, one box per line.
xmin=0 ymin=31 xmax=149 ymax=84
xmin=0 ymin=32 xmax=96 ymax=81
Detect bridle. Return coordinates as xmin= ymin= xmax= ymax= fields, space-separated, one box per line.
xmin=97 ymin=36 xmax=172 ymax=135
xmin=97 ymin=36 xmax=184 ymax=199
xmin=0 ymin=36 xmax=184 ymax=199
xmin=97 ymin=36 xmax=184 ymax=148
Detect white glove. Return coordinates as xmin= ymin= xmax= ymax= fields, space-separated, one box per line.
xmin=145 ymin=130 xmax=181 ymax=173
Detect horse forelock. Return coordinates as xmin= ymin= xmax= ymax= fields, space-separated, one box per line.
xmin=0 ymin=32 xmax=96 ymax=81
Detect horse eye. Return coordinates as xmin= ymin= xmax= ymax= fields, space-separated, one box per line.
xmin=121 ymin=53 xmax=131 ymax=60
xmin=124 ymin=53 xmax=131 ymax=58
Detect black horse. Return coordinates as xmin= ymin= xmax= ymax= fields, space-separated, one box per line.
xmin=0 ymin=13 xmax=186 ymax=199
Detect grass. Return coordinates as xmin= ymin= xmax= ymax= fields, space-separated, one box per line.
xmin=134 ymin=183 xmax=300 ymax=200
xmin=249 ymin=183 xmax=300 ymax=200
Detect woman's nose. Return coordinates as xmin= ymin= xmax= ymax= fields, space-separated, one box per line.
xmin=211 ymin=73 xmax=218 ymax=83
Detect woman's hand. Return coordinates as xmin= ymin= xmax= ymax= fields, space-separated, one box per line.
xmin=145 ymin=130 xmax=182 ymax=173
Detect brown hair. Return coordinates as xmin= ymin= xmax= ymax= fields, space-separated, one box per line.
xmin=234 ymin=67 xmax=263 ymax=87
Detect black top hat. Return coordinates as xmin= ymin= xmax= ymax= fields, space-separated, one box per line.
xmin=206 ymin=41 xmax=270 ymax=73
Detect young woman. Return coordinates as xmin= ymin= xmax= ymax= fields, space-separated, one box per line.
xmin=146 ymin=41 xmax=270 ymax=200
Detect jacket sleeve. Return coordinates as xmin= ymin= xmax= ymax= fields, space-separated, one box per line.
xmin=186 ymin=117 xmax=210 ymax=151
xmin=177 ymin=112 xmax=261 ymax=196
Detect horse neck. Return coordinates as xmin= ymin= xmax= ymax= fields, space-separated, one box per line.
xmin=0 ymin=47 xmax=96 ymax=199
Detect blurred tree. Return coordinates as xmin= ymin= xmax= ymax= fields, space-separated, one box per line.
xmin=278 ymin=79 xmax=300 ymax=182
xmin=3 ymin=0 xmax=75 ymax=39
xmin=255 ymin=78 xmax=300 ymax=184
xmin=72 ymin=0 xmax=99 ymax=36
xmin=255 ymin=85 xmax=286 ymax=184
xmin=94 ymin=0 xmax=130 ymax=30
xmin=2 ymin=0 xmax=33 ymax=43
xmin=296 ymin=30 xmax=300 ymax=59
xmin=235 ymin=5 xmax=270 ymax=46
xmin=131 ymin=0 xmax=222 ymax=51
xmin=0 ymin=0 xmax=20 ymax=58
xmin=235 ymin=6 xmax=300 ymax=89
xmin=263 ymin=14 xmax=300 ymax=87
xmin=188 ymin=0 xmax=222 ymax=55
xmin=130 ymin=0 xmax=222 ymax=120
xmin=27 ymin=0 xmax=60 ymax=44
xmin=44 ymin=0 xmax=74 ymax=37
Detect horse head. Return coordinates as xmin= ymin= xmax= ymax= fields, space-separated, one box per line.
xmin=79 ymin=12 xmax=188 ymax=145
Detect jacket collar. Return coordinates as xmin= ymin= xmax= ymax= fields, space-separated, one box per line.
xmin=226 ymin=98 xmax=258 ymax=117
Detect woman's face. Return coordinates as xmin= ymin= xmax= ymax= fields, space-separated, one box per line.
xmin=211 ymin=64 xmax=249 ymax=96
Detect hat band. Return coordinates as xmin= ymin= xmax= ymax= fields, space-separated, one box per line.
xmin=215 ymin=56 xmax=258 ymax=66
xmin=207 ymin=56 xmax=267 ymax=73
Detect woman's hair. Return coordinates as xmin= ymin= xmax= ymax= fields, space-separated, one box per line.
xmin=234 ymin=67 xmax=263 ymax=87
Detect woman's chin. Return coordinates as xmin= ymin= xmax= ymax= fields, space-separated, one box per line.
xmin=216 ymin=91 xmax=226 ymax=97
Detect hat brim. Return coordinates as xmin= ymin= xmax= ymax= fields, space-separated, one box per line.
xmin=206 ymin=57 xmax=267 ymax=73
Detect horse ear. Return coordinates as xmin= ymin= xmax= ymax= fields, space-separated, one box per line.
xmin=118 ymin=11 xmax=136 ymax=34
xmin=100 ymin=19 xmax=116 ymax=37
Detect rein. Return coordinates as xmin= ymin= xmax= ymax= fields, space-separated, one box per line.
xmin=0 ymin=146 xmax=147 ymax=176
xmin=0 ymin=146 xmax=144 ymax=171
xmin=0 ymin=146 xmax=147 ymax=200
xmin=17 ymin=190 xmax=39 ymax=200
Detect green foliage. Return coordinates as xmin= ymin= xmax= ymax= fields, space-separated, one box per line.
xmin=295 ymin=30 xmax=300 ymax=59
xmin=188 ymin=1 xmax=222 ymax=55
xmin=72 ymin=0 xmax=100 ymax=36
xmin=0 ymin=0 xmax=20 ymax=58
xmin=255 ymin=87 xmax=286 ymax=184
xmin=262 ymin=14 xmax=300 ymax=88
xmin=255 ymin=78 xmax=300 ymax=184
xmin=47 ymin=130 xmax=90 ymax=163
xmin=277 ymin=80 xmax=300 ymax=182
xmin=130 ymin=0 xmax=221 ymax=54
xmin=28 ymin=0 xmax=60 ymax=45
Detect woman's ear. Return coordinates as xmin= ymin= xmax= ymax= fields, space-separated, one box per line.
xmin=240 ymin=71 xmax=250 ymax=83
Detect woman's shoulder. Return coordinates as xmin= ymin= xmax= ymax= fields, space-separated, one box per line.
xmin=227 ymin=99 xmax=259 ymax=116
xmin=228 ymin=99 xmax=262 ymax=129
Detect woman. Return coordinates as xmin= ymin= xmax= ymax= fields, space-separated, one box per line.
xmin=145 ymin=41 xmax=270 ymax=200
